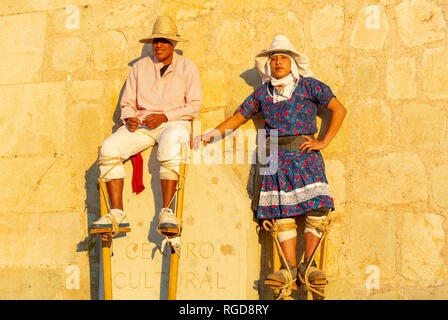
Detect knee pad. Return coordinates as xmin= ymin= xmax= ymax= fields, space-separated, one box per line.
xmin=98 ymin=142 xmax=126 ymax=182
xmin=160 ymin=161 xmax=180 ymax=180
xmin=276 ymin=218 xmax=297 ymax=243
xmin=305 ymin=215 xmax=327 ymax=239
xmin=158 ymin=145 xmax=188 ymax=181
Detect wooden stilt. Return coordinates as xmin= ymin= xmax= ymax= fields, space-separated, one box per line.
xmin=270 ymin=226 xmax=297 ymax=299
xmin=271 ymin=234 xmax=282 ymax=299
xmin=101 ymin=233 xmax=113 ymax=300
xmin=319 ymin=235 xmax=328 ymax=271
xmin=90 ymin=179 xmax=130 ymax=300
xmin=167 ymin=155 xmax=187 ymax=300
xmin=98 ymin=179 xmax=113 ymax=300
xmin=272 ymin=237 xmax=281 ymax=275
xmin=303 ymin=232 xmax=328 ymax=300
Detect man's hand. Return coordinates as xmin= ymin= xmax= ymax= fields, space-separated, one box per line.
xmin=125 ymin=117 xmax=141 ymax=132
xmin=142 ymin=114 xmax=168 ymax=129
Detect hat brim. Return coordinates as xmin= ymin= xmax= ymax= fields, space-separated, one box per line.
xmin=255 ymin=48 xmax=301 ymax=59
xmin=254 ymin=48 xmax=314 ymax=83
xmin=139 ymin=34 xmax=183 ymax=44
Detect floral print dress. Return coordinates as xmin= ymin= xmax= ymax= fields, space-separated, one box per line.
xmin=239 ymin=76 xmax=335 ymax=220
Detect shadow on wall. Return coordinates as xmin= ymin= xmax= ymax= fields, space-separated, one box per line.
xmin=77 ymin=43 xmax=185 ymax=300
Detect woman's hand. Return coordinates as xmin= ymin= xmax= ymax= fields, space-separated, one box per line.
xmin=125 ymin=117 xmax=141 ymax=132
xmin=192 ymin=132 xmax=215 ymax=151
xmin=299 ymin=135 xmax=328 ymax=154
xmin=191 ymin=112 xmax=247 ymax=150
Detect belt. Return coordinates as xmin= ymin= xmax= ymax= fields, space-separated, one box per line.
xmin=251 ymin=135 xmax=314 ymax=212
xmin=266 ymin=135 xmax=313 ymax=151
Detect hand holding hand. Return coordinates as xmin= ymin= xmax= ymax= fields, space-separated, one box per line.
xmin=142 ymin=114 xmax=167 ymax=129
xmin=125 ymin=117 xmax=141 ymax=132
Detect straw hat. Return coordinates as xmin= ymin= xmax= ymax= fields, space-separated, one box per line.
xmin=139 ymin=16 xmax=183 ymax=44
xmin=255 ymin=34 xmax=314 ymax=84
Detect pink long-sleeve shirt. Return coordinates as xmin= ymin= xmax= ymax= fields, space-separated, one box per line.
xmin=120 ymin=53 xmax=203 ymax=123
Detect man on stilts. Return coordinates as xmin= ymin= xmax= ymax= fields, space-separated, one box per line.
xmin=91 ymin=15 xmax=202 ymax=240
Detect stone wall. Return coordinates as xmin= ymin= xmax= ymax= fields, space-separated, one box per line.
xmin=0 ymin=0 xmax=447 ymax=299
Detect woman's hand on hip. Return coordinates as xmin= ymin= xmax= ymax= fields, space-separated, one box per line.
xmin=299 ymin=135 xmax=328 ymax=153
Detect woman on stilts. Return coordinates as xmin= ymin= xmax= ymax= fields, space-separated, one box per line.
xmin=193 ymin=34 xmax=347 ymax=296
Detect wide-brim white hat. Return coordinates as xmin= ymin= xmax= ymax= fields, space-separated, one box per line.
xmin=255 ymin=34 xmax=314 ymax=83
xmin=139 ymin=16 xmax=183 ymax=43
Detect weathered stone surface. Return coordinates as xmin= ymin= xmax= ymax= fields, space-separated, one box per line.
xmin=175 ymin=18 xmax=211 ymax=71
xmin=366 ymin=290 xmax=403 ymax=300
xmin=349 ymin=208 xmax=397 ymax=281
xmin=1 ymin=0 xmax=100 ymax=15
xmin=66 ymin=101 xmax=106 ymax=170
xmin=51 ymin=37 xmax=89 ymax=72
xmin=220 ymin=0 xmax=289 ymax=13
xmin=350 ymin=5 xmax=389 ymax=50
xmin=0 ymin=156 xmax=82 ymax=213
xmin=386 ymin=57 xmax=416 ymax=99
xmin=350 ymin=57 xmax=379 ymax=95
xmin=104 ymin=4 xmax=154 ymax=29
xmin=405 ymin=285 xmax=448 ymax=300
xmin=423 ymin=47 xmax=448 ymax=100
xmin=2 ymin=0 xmax=159 ymax=15
xmin=0 ymin=158 xmax=52 ymax=210
xmin=353 ymin=100 xmax=391 ymax=153
xmin=0 ymin=12 xmax=47 ymax=84
xmin=398 ymin=103 xmax=446 ymax=147
xmin=350 ymin=152 xmax=427 ymax=204
xmin=200 ymin=69 xmax=228 ymax=109
xmin=317 ymin=99 xmax=351 ymax=155
xmin=311 ymin=5 xmax=344 ymax=49
xmin=432 ymin=166 xmax=448 ymax=208
xmin=0 ymin=82 xmax=66 ymax=157
xmin=26 ymin=157 xmax=83 ymax=212
xmin=178 ymin=163 xmax=259 ymax=299
xmin=215 ymin=19 xmax=254 ymax=66
xmin=70 ymin=80 xmax=104 ymax=100
xmin=312 ymin=55 xmax=344 ymax=94
xmin=0 ymin=212 xmax=80 ymax=266
xmin=325 ymin=160 xmax=346 ymax=210
xmin=399 ymin=212 xmax=446 ymax=284
xmin=395 ymin=0 xmax=446 ymax=47
xmin=255 ymin=11 xmax=306 ymax=54
xmin=325 ymin=279 xmax=358 ymax=300
xmin=0 ymin=267 xmax=63 ymax=299
xmin=324 ymin=213 xmax=346 ymax=278
xmin=194 ymin=109 xmax=226 ymax=134
xmin=161 ymin=0 xmax=215 ymax=19
xmin=93 ymin=30 xmax=129 ymax=70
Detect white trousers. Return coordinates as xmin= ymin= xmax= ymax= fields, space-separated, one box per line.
xmin=99 ymin=121 xmax=190 ymax=182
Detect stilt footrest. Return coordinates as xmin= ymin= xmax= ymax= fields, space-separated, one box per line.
xmin=89 ymin=227 xmax=131 ymax=234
